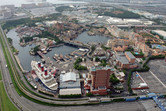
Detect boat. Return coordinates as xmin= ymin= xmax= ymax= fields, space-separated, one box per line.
xmin=49 ymin=48 xmax=52 ymax=51
xmin=31 ymin=61 xmax=58 ymax=91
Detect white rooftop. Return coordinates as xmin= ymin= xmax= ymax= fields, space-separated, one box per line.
xmin=61 ymin=72 xmax=77 ymax=82
xmin=119 ymin=72 xmax=125 ymax=77
xmin=153 ymin=30 xmax=166 ymax=37
xmin=59 ymin=88 xmax=81 ymax=95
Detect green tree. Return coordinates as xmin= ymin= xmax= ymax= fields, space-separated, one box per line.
xmin=100 ymin=59 xmax=107 ymax=67
xmin=33 ymin=45 xmax=40 ymax=54
xmin=110 ymin=74 xmax=120 ymax=85
xmin=74 ymin=58 xmax=87 ymax=70
xmin=95 ymin=56 xmax=100 ymax=62
xmin=145 ymin=40 xmax=152 ymax=48
xmin=7 ymin=38 xmax=12 ymax=44
xmin=86 ymin=93 xmax=94 ymax=97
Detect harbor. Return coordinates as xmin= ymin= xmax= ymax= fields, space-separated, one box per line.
xmin=6 ymin=29 xmax=110 ymax=71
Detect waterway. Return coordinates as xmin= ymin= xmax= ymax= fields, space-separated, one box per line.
xmin=75 ymin=32 xmax=110 ymax=44
xmin=6 ymin=29 xmax=110 ymax=71
xmin=6 ymin=29 xmax=77 ymax=71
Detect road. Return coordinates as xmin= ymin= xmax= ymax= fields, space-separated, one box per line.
xmin=0 ymin=26 xmax=36 ymax=111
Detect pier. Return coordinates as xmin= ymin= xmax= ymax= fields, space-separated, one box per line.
xmin=37 ymin=51 xmax=53 ymax=65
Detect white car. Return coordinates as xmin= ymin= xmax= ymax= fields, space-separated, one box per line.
xmin=5 ymin=65 xmax=7 ymax=68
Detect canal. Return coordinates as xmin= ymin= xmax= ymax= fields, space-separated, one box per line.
xmin=75 ymin=31 xmax=110 ymax=44
xmin=7 ymin=29 xmax=110 ymax=71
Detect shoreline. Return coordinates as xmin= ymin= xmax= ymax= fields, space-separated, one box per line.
xmin=14 ymin=55 xmax=28 ymax=73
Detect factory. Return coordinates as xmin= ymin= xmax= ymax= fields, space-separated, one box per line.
xmin=107 ymin=17 xmax=153 ymax=26
xmin=59 ymin=71 xmax=81 ymax=95
xmin=152 ymin=30 xmax=166 ymax=39
xmin=0 ymin=5 xmax=15 ymax=19
xmin=115 ymin=51 xmax=138 ymax=69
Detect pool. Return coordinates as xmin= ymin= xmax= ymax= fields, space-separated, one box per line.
xmin=135 ymin=52 xmax=139 ymax=55
xmin=136 ymin=74 xmax=139 ymax=77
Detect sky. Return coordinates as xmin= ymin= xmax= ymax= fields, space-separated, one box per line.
xmin=0 ymin=0 xmax=85 ymax=7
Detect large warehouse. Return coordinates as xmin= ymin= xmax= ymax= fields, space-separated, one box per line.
xmin=152 ymin=30 xmax=166 ymax=39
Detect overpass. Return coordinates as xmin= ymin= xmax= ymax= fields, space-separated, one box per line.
xmin=63 ymin=40 xmax=92 ymax=58
xmin=116 ymin=25 xmax=166 ymax=29
xmin=63 ymin=40 xmax=89 ymax=49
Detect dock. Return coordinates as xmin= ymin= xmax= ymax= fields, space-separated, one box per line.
xmin=37 ymin=51 xmax=53 ymax=66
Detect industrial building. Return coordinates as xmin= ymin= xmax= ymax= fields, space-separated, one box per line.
xmin=115 ymin=51 xmax=137 ymax=69
xmin=152 ymin=30 xmax=166 ymax=39
xmin=0 ymin=9 xmax=12 ymax=19
xmin=0 ymin=5 xmax=15 ymax=19
xmin=21 ymin=3 xmax=37 ymax=9
xmin=59 ymin=72 xmax=81 ymax=95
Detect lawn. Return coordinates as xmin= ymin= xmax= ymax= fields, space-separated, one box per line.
xmin=0 ymin=82 xmax=19 ymax=111
xmin=96 ymin=8 xmax=140 ymax=19
xmin=0 ymin=71 xmax=2 ymax=80
xmin=139 ymin=32 xmax=154 ymax=38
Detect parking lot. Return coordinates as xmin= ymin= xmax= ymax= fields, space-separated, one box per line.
xmin=148 ymin=60 xmax=166 ymax=85
xmin=132 ymin=72 xmax=150 ymax=95
xmin=134 ymin=59 xmax=166 ymax=94
xmin=140 ymin=100 xmax=161 ymax=111
xmin=139 ymin=71 xmax=166 ymax=93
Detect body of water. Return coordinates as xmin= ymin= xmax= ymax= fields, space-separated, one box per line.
xmin=75 ymin=32 xmax=110 ymax=44
xmin=7 ymin=29 xmax=110 ymax=71
xmin=6 ymin=29 xmax=77 ymax=71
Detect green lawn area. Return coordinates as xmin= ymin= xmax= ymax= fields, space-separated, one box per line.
xmin=0 ymin=82 xmax=19 ymax=111
xmin=0 ymin=71 xmax=2 ymax=80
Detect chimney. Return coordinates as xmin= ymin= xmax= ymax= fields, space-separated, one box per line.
xmin=44 ymin=70 xmax=48 ymax=76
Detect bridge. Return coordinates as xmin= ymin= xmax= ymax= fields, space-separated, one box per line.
xmin=63 ymin=40 xmax=89 ymax=49
xmin=37 ymin=51 xmax=53 ymax=65
xmin=116 ymin=25 xmax=166 ymax=29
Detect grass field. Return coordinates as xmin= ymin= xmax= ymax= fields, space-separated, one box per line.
xmin=0 ymin=81 xmax=19 ymax=111
xmin=0 ymin=71 xmax=2 ymax=80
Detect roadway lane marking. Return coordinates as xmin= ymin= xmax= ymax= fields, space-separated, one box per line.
xmin=149 ymin=70 xmax=166 ymax=88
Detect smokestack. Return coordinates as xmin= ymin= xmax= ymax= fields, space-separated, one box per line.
xmin=41 ymin=65 xmax=44 ymax=72
xmin=44 ymin=70 xmax=48 ymax=76
xmin=38 ymin=62 xmax=41 ymax=67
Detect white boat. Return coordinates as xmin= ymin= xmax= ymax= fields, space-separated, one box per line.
xmin=31 ymin=61 xmax=58 ymax=91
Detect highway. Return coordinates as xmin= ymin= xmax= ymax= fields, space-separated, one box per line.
xmin=0 ymin=25 xmax=45 ymax=110
xmin=0 ymin=29 xmax=32 ymax=111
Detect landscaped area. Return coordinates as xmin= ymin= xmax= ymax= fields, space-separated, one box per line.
xmin=96 ymin=8 xmax=140 ymax=19
xmin=0 ymin=72 xmax=18 ymax=111
xmin=0 ymin=71 xmax=2 ymax=80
